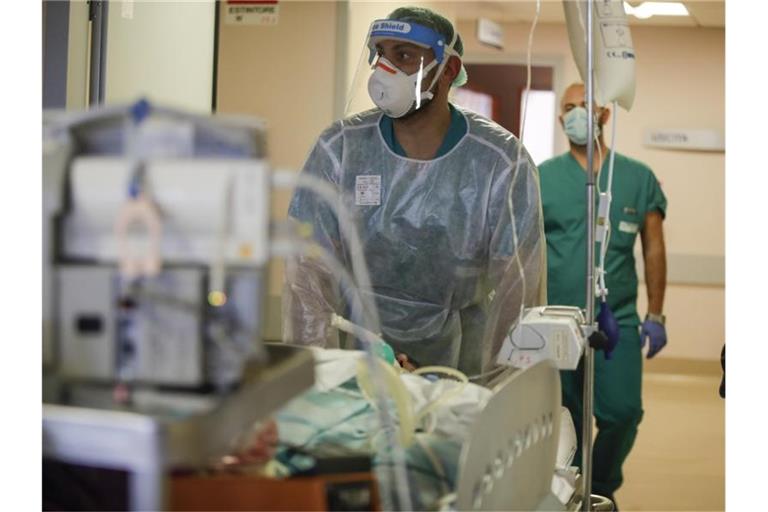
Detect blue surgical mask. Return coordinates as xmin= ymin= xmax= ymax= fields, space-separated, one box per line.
xmin=562 ymin=106 xmax=601 ymax=146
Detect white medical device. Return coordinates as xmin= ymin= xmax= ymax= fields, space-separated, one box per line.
xmin=496 ymin=306 xmax=587 ymax=371
xmin=64 ymin=157 xmax=270 ymax=270
xmin=44 ymin=106 xmax=272 ymax=391
xmin=43 ymin=104 xmax=321 ymax=512
xmin=563 ymin=0 xmax=636 ymax=110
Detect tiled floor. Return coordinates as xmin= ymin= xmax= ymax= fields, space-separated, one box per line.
xmin=613 ymin=372 xmax=725 ymax=511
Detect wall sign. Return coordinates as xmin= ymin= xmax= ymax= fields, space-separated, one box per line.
xmin=644 ymin=129 xmax=725 ymax=152
xmin=225 ymin=0 xmax=279 ymax=26
xmin=477 ymin=18 xmax=504 ymax=49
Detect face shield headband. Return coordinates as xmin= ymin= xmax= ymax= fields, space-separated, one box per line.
xmin=366 ymin=20 xmax=459 ymax=117
xmin=367 ymin=19 xmax=454 ymax=66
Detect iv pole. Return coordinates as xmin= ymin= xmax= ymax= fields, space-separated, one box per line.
xmin=581 ymin=0 xmax=596 ymax=510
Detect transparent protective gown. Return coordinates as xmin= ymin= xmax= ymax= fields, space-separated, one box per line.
xmin=283 ymin=106 xmax=546 ymax=376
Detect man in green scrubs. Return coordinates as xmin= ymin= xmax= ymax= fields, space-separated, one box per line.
xmin=539 ymin=83 xmax=668 ymax=504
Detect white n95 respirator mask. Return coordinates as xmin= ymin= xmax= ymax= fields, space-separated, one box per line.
xmin=367 ymin=57 xmax=439 ymax=118
xmin=562 ymin=106 xmax=601 ymax=146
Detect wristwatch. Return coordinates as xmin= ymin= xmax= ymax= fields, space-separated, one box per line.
xmin=645 ymin=313 xmax=666 ymax=325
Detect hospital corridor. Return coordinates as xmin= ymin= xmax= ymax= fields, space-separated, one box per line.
xmin=12 ymin=0 xmax=742 ymax=510
xmin=618 ymin=368 xmax=725 ymax=510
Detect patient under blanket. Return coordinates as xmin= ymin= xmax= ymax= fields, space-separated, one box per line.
xmin=273 ymin=348 xmax=492 ymax=510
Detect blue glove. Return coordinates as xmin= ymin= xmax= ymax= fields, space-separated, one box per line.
xmin=640 ymin=320 xmax=667 ymax=359
xmin=597 ymin=301 xmax=620 ymax=360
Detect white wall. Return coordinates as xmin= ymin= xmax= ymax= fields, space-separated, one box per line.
xmin=459 ymin=19 xmax=725 ymax=361
xmin=66 ymin=0 xmax=90 ymax=110
xmin=217 ymin=1 xmax=341 ymax=298
xmin=104 ymin=0 xmax=216 ymax=112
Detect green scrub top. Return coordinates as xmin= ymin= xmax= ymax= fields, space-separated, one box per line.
xmin=539 ymin=151 xmax=667 ymax=327
xmin=379 ymin=103 xmax=468 ymax=158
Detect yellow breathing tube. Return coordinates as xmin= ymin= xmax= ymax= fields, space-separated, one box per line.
xmin=355 ymin=360 xmax=469 ymax=447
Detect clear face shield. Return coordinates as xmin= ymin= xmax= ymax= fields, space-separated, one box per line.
xmin=345 ymin=19 xmax=457 ymax=118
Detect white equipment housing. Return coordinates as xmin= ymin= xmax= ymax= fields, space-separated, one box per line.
xmin=44 ymin=105 xmax=272 ymax=389
xmin=43 ymin=104 xmax=321 ymax=512
xmin=496 ymin=306 xmax=586 ymax=370
xmin=64 ymin=157 xmax=270 ymax=267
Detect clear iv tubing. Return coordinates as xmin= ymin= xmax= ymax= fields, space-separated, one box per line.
xmin=331 ymin=312 xmax=470 ymax=505
xmin=270 ymin=174 xmax=412 ymax=511
xmin=594 ymin=132 xmax=604 ymax=294
xmin=275 ymin=235 xmax=460 ymax=505
xmin=356 ymin=356 xmax=469 ymax=449
xmin=270 ymin=238 xmax=367 ymax=330
xmin=596 ymin=101 xmax=618 ymax=299
xmin=332 ymin=313 xmax=469 ymax=435
xmin=331 ymin=313 xmax=384 ymax=347
xmin=355 ymin=356 xmax=417 ymax=448
xmin=356 ymin=359 xmax=472 ymax=502
xmin=271 ymin=236 xmax=412 ymax=511
xmin=506 ymin=0 xmax=541 ymax=338
xmin=272 ymin=171 xmax=381 ymax=335
xmin=209 ymin=180 xmax=232 ymax=305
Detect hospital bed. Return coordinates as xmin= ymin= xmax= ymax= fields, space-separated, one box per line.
xmin=42 ymin=103 xmax=584 ymax=511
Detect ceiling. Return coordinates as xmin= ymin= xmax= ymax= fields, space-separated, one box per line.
xmin=453 ymin=1 xmax=725 ymax=28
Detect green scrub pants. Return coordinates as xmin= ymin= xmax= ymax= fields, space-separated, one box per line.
xmin=561 ymin=325 xmax=644 ymax=497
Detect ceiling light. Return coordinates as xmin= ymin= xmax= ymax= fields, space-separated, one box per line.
xmin=623 ymin=2 xmax=689 ymax=20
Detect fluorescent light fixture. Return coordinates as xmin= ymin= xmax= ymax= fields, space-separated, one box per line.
xmin=623 ymin=1 xmax=689 ymax=19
